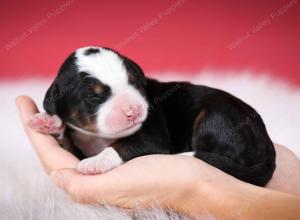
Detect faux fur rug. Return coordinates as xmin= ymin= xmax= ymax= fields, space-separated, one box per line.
xmin=1 ymin=71 xmax=299 ymax=220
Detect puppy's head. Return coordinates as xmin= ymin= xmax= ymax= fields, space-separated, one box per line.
xmin=44 ymin=46 xmax=148 ymax=139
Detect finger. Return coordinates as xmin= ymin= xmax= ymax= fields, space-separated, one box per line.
xmin=274 ymin=143 xmax=300 ymax=160
xmin=16 ymin=96 xmax=79 ymax=173
xmin=267 ymin=143 xmax=300 ymax=195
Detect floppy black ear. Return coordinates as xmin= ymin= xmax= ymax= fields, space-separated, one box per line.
xmin=122 ymin=56 xmax=147 ymax=87
xmin=43 ymin=51 xmax=78 ymax=115
xmin=43 ymin=80 xmax=59 ymax=115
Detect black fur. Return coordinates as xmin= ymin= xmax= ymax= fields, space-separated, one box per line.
xmin=44 ymin=48 xmax=276 ymax=186
xmin=84 ymin=47 xmax=100 ymax=55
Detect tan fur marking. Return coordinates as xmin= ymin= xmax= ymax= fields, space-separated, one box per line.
xmin=193 ymin=109 xmax=206 ymax=131
xmin=93 ymin=83 xmax=103 ymax=94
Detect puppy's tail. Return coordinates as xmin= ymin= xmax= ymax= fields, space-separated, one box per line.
xmin=194 ymin=150 xmax=276 ymax=186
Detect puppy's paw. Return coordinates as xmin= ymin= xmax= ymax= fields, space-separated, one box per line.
xmin=28 ymin=112 xmax=64 ymax=135
xmin=77 ymin=147 xmax=123 ymax=175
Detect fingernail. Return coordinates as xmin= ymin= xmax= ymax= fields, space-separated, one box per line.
xmin=51 ymin=170 xmax=65 ymax=188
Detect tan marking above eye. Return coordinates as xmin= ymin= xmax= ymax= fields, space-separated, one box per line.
xmin=93 ymin=83 xmax=103 ymax=94
xmin=128 ymin=72 xmax=135 ymax=81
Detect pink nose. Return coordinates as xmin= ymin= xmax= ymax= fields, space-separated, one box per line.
xmin=123 ymin=105 xmax=140 ymax=121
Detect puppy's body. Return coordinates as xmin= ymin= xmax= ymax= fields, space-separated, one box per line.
xmin=29 ymin=46 xmax=276 ymax=186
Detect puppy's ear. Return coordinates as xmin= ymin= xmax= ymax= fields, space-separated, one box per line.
xmin=44 ymin=52 xmax=77 ymax=115
xmin=43 ymin=80 xmax=59 ymax=115
xmin=123 ymin=56 xmax=147 ymax=87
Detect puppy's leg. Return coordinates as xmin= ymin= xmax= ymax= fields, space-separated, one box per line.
xmin=28 ymin=112 xmax=84 ymax=159
xmin=77 ymin=147 xmax=123 ymax=175
xmin=191 ymin=93 xmax=276 ymax=186
xmin=28 ymin=112 xmax=65 ymax=138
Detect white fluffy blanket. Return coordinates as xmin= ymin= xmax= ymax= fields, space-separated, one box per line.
xmin=1 ymin=71 xmax=299 ymax=220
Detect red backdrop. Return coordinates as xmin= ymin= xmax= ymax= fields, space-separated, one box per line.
xmin=1 ymin=0 xmax=300 ymax=85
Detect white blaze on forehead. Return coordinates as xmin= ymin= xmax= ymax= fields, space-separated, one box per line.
xmin=74 ymin=46 xmax=149 ymax=139
xmin=75 ymin=46 xmax=128 ymax=90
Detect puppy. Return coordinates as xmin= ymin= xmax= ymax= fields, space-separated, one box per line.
xmin=29 ymin=46 xmax=276 ymax=186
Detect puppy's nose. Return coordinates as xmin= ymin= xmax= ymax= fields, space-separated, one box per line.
xmin=123 ymin=105 xmax=140 ymax=121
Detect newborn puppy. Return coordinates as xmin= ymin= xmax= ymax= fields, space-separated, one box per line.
xmin=29 ymin=46 xmax=276 ymax=186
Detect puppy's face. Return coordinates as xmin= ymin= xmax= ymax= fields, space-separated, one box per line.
xmin=44 ymin=47 xmax=148 ymax=139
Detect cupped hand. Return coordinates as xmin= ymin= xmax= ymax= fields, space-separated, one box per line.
xmin=16 ymin=95 xmax=300 ymax=217
xmin=16 ymin=95 xmax=242 ymax=213
xmin=16 ymin=95 xmax=80 ymax=173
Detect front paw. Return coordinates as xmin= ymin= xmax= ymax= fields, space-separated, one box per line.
xmin=28 ymin=112 xmax=64 ymax=135
xmin=77 ymin=147 xmax=123 ymax=175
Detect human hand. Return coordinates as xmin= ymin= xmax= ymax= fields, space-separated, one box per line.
xmin=16 ymin=96 xmax=80 ymax=173
xmin=16 ymin=95 xmax=243 ymax=216
xmin=16 ymin=95 xmax=300 ymax=219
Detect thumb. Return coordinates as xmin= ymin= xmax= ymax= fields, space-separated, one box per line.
xmin=51 ymin=168 xmax=96 ymax=203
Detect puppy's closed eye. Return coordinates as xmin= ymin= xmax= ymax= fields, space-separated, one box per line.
xmin=85 ymin=81 xmax=111 ymax=107
xmin=81 ymin=76 xmax=103 ymax=95
xmin=87 ymin=83 xmax=104 ymax=104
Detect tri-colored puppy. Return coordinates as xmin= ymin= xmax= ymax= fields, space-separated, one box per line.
xmin=29 ymin=46 xmax=276 ymax=186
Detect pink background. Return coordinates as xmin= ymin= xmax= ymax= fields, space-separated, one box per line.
xmin=1 ymin=0 xmax=300 ymax=85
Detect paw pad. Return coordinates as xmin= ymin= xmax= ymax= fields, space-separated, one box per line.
xmin=28 ymin=113 xmax=64 ymax=134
